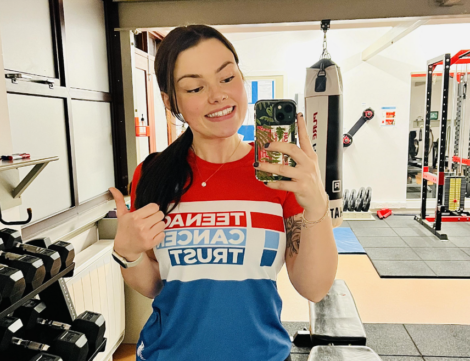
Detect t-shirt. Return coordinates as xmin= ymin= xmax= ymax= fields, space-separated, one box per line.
xmin=130 ymin=142 xmax=303 ymax=361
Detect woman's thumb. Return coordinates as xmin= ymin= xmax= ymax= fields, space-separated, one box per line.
xmin=109 ymin=187 xmax=129 ymax=217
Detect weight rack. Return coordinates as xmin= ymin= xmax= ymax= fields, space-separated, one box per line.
xmin=0 ymin=263 xmax=107 ymax=361
xmin=415 ymin=50 xmax=470 ymax=239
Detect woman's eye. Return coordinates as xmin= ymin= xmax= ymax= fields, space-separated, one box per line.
xmin=187 ymin=87 xmax=203 ymax=93
xmin=222 ymin=76 xmax=235 ymax=83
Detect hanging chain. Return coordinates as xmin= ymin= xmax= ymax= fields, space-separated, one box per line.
xmin=320 ymin=30 xmax=331 ymax=59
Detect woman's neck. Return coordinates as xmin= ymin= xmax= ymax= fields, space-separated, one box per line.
xmin=191 ymin=134 xmax=251 ymax=163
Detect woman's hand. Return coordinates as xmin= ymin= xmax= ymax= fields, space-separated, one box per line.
xmin=108 ymin=188 xmax=166 ymax=261
xmin=254 ymin=113 xmax=328 ymax=219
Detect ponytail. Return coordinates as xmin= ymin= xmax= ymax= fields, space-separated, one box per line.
xmin=135 ymin=127 xmax=194 ymax=215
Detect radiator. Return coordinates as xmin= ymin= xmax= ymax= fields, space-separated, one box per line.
xmin=64 ymin=228 xmax=125 ymax=361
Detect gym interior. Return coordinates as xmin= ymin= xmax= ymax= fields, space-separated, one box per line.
xmin=1 ymin=1 xmax=470 ymax=360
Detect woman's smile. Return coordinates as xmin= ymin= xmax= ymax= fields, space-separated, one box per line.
xmin=205 ymin=105 xmax=236 ymax=122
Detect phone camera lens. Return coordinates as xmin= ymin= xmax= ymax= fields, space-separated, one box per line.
xmin=284 ymin=105 xmax=293 ymax=113
xmin=276 ymin=112 xmax=285 ymax=121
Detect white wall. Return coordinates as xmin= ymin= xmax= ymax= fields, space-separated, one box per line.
xmin=63 ymin=0 xmax=110 ymax=92
xmin=225 ymin=21 xmax=470 ymax=207
xmin=0 ymin=27 xmax=22 ymax=221
xmin=153 ymin=75 xmax=169 ymax=152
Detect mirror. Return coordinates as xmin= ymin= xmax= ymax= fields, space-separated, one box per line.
xmin=406 ymin=73 xmax=457 ymax=200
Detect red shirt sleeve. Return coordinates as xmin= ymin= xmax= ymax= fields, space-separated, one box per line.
xmin=282 ymin=191 xmax=304 ymax=219
xmin=130 ymin=162 xmax=143 ymax=212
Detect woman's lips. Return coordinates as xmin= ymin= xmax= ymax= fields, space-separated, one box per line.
xmin=205 ymin=106 xmax=236 ymax=122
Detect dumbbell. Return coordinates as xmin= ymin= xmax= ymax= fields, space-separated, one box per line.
xmin=0 ymin=316 xmax=88 ymax=361
xmin=26 ymin=237 xmax=75 ymax=272
xmin=5 ymin=339 xmax=63 ymax=361
xmin=26 ymin=353 xmax=64 ymax=361
xmin=0 ymin=263 xmax=26 ymax=310
xmin=377 ymin=208 xmax=392 ymax=219
xmin=0 ymin=251 xmax=45 ymax=291
xmin=15 ymin=299 xmax=105 ymax=357
xmin=0 ymin=229 xmax=61 ymax=278
xmin=343 ymin=108 xmax=375 ymax=147
xmin=73 ymin=311 xmax=106 ymax=355
xmin=0 ymin=317 xmax=64 ymax=361
xmin=1 ymin=229 xmax=74 ymax=271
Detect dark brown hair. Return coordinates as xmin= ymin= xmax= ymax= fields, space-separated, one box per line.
xmin=134 ymin=25 xmax=241 ymax=215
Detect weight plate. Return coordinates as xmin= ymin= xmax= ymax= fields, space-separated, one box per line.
xmin=355 ymin=187 xmax=365 ymax=212
xmin=348 ymin=189 xmax=357 ymax=212
xmin=343 ymin=189 xmax=350 ymax=211
xmin=362 ymin=187 xmax=372 ymax=212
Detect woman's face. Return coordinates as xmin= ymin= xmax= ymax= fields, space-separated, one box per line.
xmin=170 ymin=38 xmax=247 ymax=140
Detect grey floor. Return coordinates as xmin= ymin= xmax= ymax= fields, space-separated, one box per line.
xmin=340 ymin=215 xmax=470 ymax=278
xmin=283 ymin=322 xmax=470 ymax=361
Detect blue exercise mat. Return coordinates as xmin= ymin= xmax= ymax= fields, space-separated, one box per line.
xmin=333 ymin=227 xmax=365 ymax=254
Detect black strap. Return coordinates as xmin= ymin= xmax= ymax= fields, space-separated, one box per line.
xmin=315 ymin=62 xmax=327 ymax=92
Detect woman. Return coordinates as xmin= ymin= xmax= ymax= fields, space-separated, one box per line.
xmin=109 ymin=25 xmax=337 ymax=361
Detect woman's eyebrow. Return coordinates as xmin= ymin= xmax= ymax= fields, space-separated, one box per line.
xmin=176 ymin=61 xmax=234 ymax=83
xmin=216 ymin=61 xmax=234 ymax=73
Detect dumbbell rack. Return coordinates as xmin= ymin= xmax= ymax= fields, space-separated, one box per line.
xmin=0 ymin=263 xmax=107 ymax=361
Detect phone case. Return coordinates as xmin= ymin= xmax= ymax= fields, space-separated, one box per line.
xmin=254 ymin=99 xmax=297 ymax=182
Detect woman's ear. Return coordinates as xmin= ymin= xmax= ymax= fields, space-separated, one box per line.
xmin=161 ymin=92 xmax=171 ymax=111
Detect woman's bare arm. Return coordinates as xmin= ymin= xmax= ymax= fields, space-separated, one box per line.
xmin=120 ymin=249 xmax=163 ymax=299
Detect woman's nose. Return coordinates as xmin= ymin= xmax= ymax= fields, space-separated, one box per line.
xmin=208 ymin=84 xmax=228 ymax=103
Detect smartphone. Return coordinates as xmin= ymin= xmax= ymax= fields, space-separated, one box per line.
xmin=254 ymin=99 xmax=298 ymax=182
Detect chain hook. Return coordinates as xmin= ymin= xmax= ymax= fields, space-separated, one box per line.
xmin=320 ymin=19 xmax=331 ymax=60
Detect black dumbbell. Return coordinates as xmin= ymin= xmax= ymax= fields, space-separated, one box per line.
xmin=1 ymin=229 xmax=73 ymax=271
xmin=16 ymin=299 xmax=106 ymax=357
xmin=0 ymin=263 xmax=26 ymax=310
xmin=72 ymin=311 xmax=106 ymax=355
xmin=0 ymin=228 xmax=21 ymax=249
xmin=6 ymin=340 xmax=63 ymax=361
xmin=26 ymin=237 xmax=75 ymax=271
xmin=0 ymin=229 xmax=61 ymax=279
xmin=26 ymin=353 xmax=64 ymax=361
xmin=0 ymin=251 xmax=45 ymax=291
xmin=0 ymin=316 xmax=88 ymax=361
xmin=0 ymin=316 xmax=63 ymax=361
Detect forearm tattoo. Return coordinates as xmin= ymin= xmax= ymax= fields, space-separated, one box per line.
xmin=285 ymin=215 xmax=302 ymax=257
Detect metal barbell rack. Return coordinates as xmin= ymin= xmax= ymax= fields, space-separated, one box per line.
xmin=415 ymin=50 xmax=470 ymax=240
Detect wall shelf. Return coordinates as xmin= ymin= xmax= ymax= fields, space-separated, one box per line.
xmin=0 ymin=156 xmax=59 ymax=198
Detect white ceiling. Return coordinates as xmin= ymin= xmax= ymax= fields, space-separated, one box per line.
xmin=139 ymin=16 xmax=470 ymax=37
